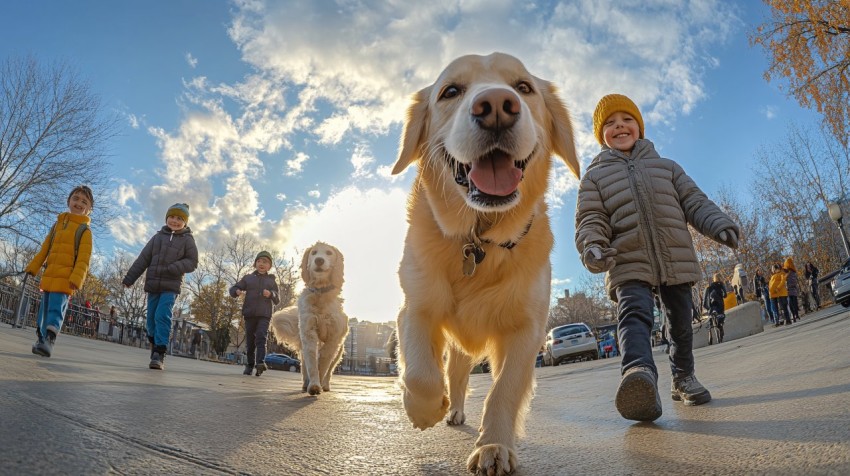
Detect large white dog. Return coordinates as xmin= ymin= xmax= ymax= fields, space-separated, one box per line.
xmin=270 ymin=242 xmax=348 ymax=395
xmin=392 ymin=53 xmax=579 ymax=474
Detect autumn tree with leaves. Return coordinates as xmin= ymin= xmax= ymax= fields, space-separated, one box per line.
xmin=751 ymin=1 xmax=850 ymax=146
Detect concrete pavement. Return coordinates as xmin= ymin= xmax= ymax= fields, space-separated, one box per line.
xmin=1 ymin=306 xmax=848 ymax=475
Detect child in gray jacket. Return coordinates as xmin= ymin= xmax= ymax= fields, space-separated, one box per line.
xmin=230 ymin=251 xmax=280 ymax=376
xmin=575 ymin=94 xmax=739 ymax=421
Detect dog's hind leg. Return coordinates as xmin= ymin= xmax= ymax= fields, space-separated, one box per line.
xmin=320 ymin=342 xmax=345 ymax=392
xmin=446 ymin=346 xmax=473 ymax=425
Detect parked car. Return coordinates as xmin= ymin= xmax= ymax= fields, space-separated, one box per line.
xmin=543 ymin=322 xmax=599 ymax=366
xmin=265 ymin=353 xmax=301 ymax=372
xmin=831 ymin=258 xmax=850 ymax=308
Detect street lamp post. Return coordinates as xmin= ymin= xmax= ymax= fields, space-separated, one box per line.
xmin=828 ymin=202 xmax=850 ymax=258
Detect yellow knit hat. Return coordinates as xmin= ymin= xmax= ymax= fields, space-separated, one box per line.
xmin=592 ymin=94 xmax=645 ymax=146
xmin=166 ymin=203 xmax=190 ymax=224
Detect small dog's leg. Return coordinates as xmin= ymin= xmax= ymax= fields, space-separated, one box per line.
xmin=446 ymin=346 xmax=473 ymax=425
xmin=398 ymin=308 xmax=449 ymax=429
xmin=301 ymin=325 xmax=323 ymax=395
xmin=320 ymin=344 xmax=345 ymax=391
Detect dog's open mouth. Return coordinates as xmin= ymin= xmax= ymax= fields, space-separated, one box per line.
xmin=452 ymin=149 xmax=531 ymax=207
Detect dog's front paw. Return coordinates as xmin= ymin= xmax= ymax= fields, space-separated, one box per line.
xmin=447 ymin=408 xmax=465 ymax=426
xmin=466 ymin=444 xmax=516 ymax=475
xmin=403 ymin=388 xmax=449 ymax=430
xmin=307 ymin=383 xmax=322 ymax=396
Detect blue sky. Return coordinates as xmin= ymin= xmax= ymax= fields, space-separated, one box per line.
xmin=2 ymin=0 xmax=821 ymax=323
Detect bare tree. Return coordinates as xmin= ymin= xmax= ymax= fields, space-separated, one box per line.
xmin=99 ymin=250 xmax=147 ymax=324
xmin=0 ymin=56 xmax=117 ymax=244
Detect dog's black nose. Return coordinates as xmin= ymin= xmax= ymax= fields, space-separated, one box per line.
xmin=472 ymin=88 xmax=520 ymax=131
xmin=315 ymin=257 xmax=325 ymax=266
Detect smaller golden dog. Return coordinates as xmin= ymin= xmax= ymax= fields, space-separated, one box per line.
xmin=270 ymin=242 xmax=348 ymax=395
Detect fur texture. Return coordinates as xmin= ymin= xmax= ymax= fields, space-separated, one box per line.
xmin=392 ymin=53 xmax=579 ymax=475
xmin=270 ymin=242 xmax=349 ymax=395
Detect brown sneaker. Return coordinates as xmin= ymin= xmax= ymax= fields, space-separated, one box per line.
xmin=616 ymin=366 xmax=662 ymax=421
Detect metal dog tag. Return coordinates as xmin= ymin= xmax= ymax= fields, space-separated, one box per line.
xmin=462 ymin=244 xmax=477 ymax=276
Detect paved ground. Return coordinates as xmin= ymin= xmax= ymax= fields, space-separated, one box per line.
xmin=1 ymin=305 xmax=848 ymax=475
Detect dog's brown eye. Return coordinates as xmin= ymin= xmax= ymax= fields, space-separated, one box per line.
xmin=440 ymin=85 xmax=462 ymax=100
xmin=516 ymin=81 xmax=533 ymax=94
xmin=311 ymin=250 xmax=317 ymax=255
xmin=325 ymin=250 xmax=332 ymax=256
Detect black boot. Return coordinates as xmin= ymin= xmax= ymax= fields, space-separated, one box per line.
xmin=243 ymin=364 xmax=254 ymax=375
xmin=149 ymin=345 xmax=167 ymax=370
xmin=148 ymin=336 xmax=156 ymax=360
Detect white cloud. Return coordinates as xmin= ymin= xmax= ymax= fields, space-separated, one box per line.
xmin=185 ymin=52 xmax=198 ymax=68
xmin=762 ymin=105 xmax=778 ymax=119
xmin=274 ymin=186 xmax=409 ymax=322
xmin=116 ymin=0 xmax=742 ymax=322
xmin=285 ymin=151 xmax=309 ymax=176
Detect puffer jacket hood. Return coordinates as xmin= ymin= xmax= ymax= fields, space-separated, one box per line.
xmin=576 ymin=139 xmax=740 ymax=301
xmin=784 ymin=257 xmax=796 ymax=272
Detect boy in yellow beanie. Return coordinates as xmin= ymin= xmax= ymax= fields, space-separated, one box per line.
xmin=122 ymin=202 xmax=198 ymax=370
xmin=575 ymin=94 xmax=740 ymax=421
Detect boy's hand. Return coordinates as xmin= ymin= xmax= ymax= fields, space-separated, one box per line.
xmin=235 ymin=289 xmax=244 ymax=297
xmin=262 ymin=289 xmax=271 ymax=298
xmin=719 ymin=229 xmax=738 ymax=249
xmin=583 ymin=246 xmax=617 ymax=273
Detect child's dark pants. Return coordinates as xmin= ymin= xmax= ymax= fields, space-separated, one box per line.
xmin=244 ymin=316 xmax=271 ymax=367
xmin=616 ymin=281 xmax=695 ymax=380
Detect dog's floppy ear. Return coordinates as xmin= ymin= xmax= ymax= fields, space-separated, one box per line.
xmin=392 ymin=86 xmax=431 ymax=175
xmin=329 ymin=244 xmax=345 ymax=289
xmin=300 ymin=245 xmax=313 ymax=284
xmin=540 ymin=79 xmax=580 ymax=178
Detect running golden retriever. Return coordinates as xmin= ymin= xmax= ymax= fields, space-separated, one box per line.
xmin=392 ymin=52 xmax=579 ymax=474
xmin=270 ymin=242 xmax=348 ymax=395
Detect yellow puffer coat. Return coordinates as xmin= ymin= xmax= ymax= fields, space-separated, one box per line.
xmin=25 ymin=212 xmax=92 ymax=295
xmin=768 ymin=271 xmax=788 ymax=298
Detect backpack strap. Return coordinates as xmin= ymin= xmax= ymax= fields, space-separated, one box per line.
xmin=73 ymin=223 xmax=89 ymax=266
xmin=42 ymin=223 xmax=58 ymax=270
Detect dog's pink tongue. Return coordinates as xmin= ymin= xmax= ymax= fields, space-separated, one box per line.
xmin=468 ymin=152 xmax=522 ymax=196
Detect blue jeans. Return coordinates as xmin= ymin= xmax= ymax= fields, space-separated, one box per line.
xmin=615 ymin=281 xmax=695 ymax=380
xmin=146 ymin=292 xmax=176 ymax=348
xmin=36 ymin=292 xmax=69 ymax=340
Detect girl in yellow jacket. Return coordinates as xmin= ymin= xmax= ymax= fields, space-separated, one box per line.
xmin=768 ymin=263 xmax=791 ymax=327
xmin=24 ymin=186 xmax=94 ymax=357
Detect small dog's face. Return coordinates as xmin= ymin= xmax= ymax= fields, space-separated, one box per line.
xmin=300 ymin=242 xmax=344 ymax=288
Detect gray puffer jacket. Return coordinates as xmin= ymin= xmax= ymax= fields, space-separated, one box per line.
xmin=575 ymin=139 xmax=739 ymax=301
xmin=123 ymin=226 xmax=198 ymax=294
xmin=229 ymin=271 xmax=281 ymax=319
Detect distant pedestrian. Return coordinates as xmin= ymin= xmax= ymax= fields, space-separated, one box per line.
xmin=804 ymin=262 xmax=820 ymax=310
xmin=703 ymin=274 xmax=727 ymax=319
xmin=784 ymin=258 xmax=800 ymax=322
xmin=769 ymin=264 xmax=792 ymax=327
xmin=229 ymin=251 xmax=280 ymax=377
xmin=24 ymin=185 xmax=94 ymax=358
xmin=122 ymin=203 xmax=198 ymax=371
xmin=575 ymin=93 xmax=740 ymax=422
xmin=730 ymin=263 xmax=747 ymax=304
xmin=753 ymin=268 xmax=774 ymax=322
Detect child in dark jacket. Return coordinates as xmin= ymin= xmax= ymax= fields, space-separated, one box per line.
xmin=703 ymin=274 xmax=727 ymax=319
xmin=122 ymin=203 xmax=198 ymax=370
xmin=230 ymin=251 xmax=280 ymax=376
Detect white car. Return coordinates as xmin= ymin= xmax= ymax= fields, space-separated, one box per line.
xmin=543 ymin=322 xmax=599 ymax=366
